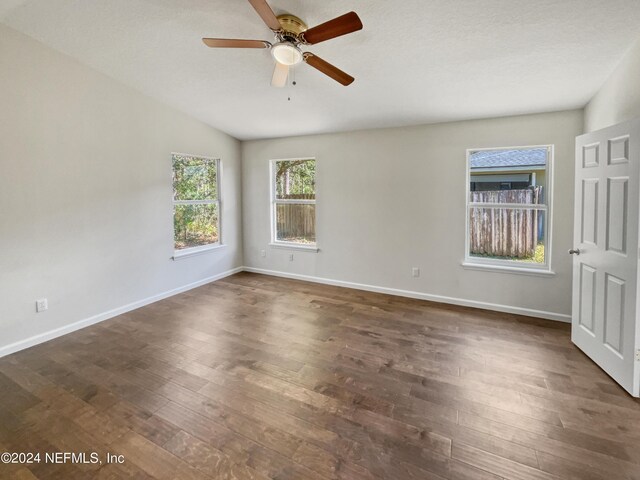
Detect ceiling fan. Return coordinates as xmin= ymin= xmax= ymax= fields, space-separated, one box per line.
xmin=202 ymin=0 xmax=363 ymax=87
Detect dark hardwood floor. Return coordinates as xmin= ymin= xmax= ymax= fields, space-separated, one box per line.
xmin=1 ymin=272 xmax=640 ymax=480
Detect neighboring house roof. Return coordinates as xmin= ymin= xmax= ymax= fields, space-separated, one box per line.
xmin=470 ymin=148 xmax=547 ymax=169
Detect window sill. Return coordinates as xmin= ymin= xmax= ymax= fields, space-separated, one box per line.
xmin=269 ymin=242 xmax=319 ymax=253
xmin=172 ymin=244 xmax=226 ymax=260
xmin=461 ymin=261 xmax=555 ymax=277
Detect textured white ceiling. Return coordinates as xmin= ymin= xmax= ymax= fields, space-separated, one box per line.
xmin=2 ymin=0 xmax=640 ymax=140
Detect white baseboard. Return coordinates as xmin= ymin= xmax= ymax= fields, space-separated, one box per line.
xmin=243 ymin=267 xmax=572 ymax=323
xmin=0 ymin=266 xmax=244 ymax=359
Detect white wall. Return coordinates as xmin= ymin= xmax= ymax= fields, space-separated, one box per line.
xmin=0 ymin=25 xmax=243 ymax=353
xmin=242 ymin=110 xmax=584 ymax=320
xmin=585 ymin=37 xmax=640 ymax=132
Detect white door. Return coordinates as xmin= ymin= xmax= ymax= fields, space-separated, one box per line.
xmin=572 ymin=118 xmax=640 ymax=397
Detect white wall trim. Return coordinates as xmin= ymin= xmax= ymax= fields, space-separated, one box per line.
xmin=0 ymin=266 xmax=243 ymax=359
xmin=243 ymin=267 xmax=572 ymax=323
xmin=461 ymin=261 xmax=555 ymax=277
xmin=172 ymin=243 xmax=227 ymax=260
xmin=269 ymin=242 xmax=319 ymax=253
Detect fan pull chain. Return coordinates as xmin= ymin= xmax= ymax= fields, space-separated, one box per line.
xmin=288 ymin=66 xmax=297 ymax=101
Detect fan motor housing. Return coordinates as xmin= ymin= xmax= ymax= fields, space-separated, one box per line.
xmin=277 ymin=14 xmax=307 ymax=35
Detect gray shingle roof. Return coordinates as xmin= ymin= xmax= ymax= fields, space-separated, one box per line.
xmin=470 ymin=148 xmax=547 ymax=169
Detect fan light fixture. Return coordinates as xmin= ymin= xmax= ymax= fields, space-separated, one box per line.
xmin=202 ymin=2 xmax=363 ymax=86
xmin=272 ymin=42 xmax=302 ymax=65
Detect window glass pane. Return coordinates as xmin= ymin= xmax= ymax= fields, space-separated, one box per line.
xmin=469 ymin=148 xmax=546 ymax=203
xmin=275 ymin=160 xmax=315 ymax=200
xmin=276 ymin=204 xmax=315 ymax=244
xmin=173 ymin=154 xmax=217 ymax=201
xmin=174 ymin=203 xmax=219 ymax=250
xmin=469 ymin=186 xmax=544 ymax=205
xmin=469 ymin=208 xmax=545 ymax=264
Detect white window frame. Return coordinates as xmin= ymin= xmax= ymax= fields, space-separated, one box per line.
xmin=463 ymin=145 xmax=554 ymax=276
xmin=171 ymin=152 xmax=224 ymax=260
xmin=269 ymin=157 xmax=318 ymax=252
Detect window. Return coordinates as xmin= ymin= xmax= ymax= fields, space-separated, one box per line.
xmin=172 ymin=153 xmax=220 ymax=253
xmin=465 ymin=146 xmax=553 ymax=273
xmin=270 ymin=158 xmax=316 ymax=248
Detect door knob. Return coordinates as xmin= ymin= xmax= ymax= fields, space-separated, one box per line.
xmin=569 ymin=248 xmax=581 ymax=255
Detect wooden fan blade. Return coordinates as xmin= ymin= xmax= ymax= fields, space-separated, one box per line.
xmin=248 ymin=0 xmax=281 ymax=31
xmin=271 ymin=62 xmax=289 ymax=88
xmin=302 ymin=12 xmax=362 ymax=45
xmin=202 ymin=38 xmax=271 ymax=48
xmin=303 ymin=53 xmax=354 ymax=86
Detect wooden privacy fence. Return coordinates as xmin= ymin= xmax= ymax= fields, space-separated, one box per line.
xmin=276 ymin=204 xmax=315 ymax=241
xmin=469 ymin=188 xmax=542 ymax=258
xmin=276 ymin=194 xmax=315 ymax=242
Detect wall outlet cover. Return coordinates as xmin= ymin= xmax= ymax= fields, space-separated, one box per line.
xmin=36 ymin=298 xmax=48 ymax=312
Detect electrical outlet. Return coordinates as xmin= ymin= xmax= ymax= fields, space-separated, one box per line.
xmin=636 ymin=350 xmax=640 ymax=362
xmin=412 ymin=267 xmax=420 ymax=278
xmin=36 ymin=298 xmax=48 ymax=313
xmin=260 ymin=249 xmax=266 ymax=258
xmin=289 ymin=253 xmax=294 ymax=261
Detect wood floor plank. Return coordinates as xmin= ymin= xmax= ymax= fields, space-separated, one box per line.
xmin=452 ymin=442 xmax=560 ymax=480
xmin=457 ymin=409 xmax=640 ymax=476
xmin=163 ymin=429 xmax=270 ymax=480
xmin=110 ymin=430 xmax=209 ymax=480
xmin=535 ymin=450 xmax=639 ymax=480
